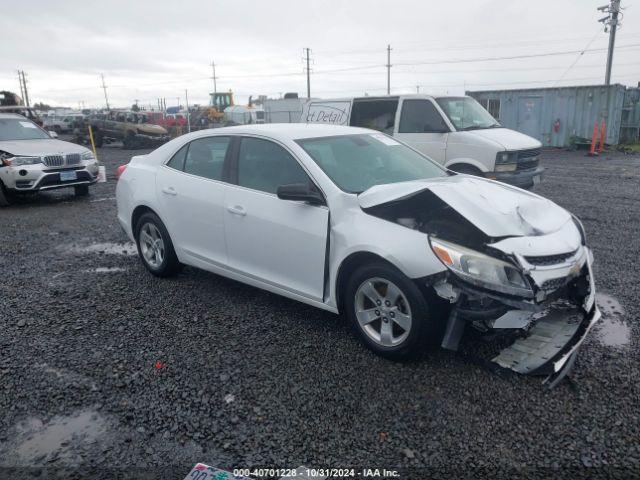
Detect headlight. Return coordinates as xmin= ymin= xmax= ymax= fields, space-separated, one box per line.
xmin=494 ymin=163 xmax=517 ymax=172
xmin=571 ymin=215 xmax=587 ymax=245
xmin=430 ymin=238 xmax=533 ymax=297
xmin=81 ymin=150 xmax=95 ymax=161
xmin=9 ymin=156 xmax=43 ymax=166
xmin=496 ymin=151 xmax=517 ymax=164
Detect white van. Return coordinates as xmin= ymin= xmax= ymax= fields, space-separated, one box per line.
xmin=301 ymin=95 xmax=544 ymax=188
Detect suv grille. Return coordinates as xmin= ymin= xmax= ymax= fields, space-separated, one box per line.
xmin=516 ymin=148 xmax=541 ymax=171
xmin=525 ymin=249 xmax=578 ymax=266
xmin=44 ymin=155 xmax=64 ymax=167
xmin=66 ymin=153 xmax=81 ymax=165
xmin=43 ymin=153 xmax=84 ymax=168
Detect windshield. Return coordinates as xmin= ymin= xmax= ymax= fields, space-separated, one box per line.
xmin=436 ymin=96 xmax=500 ymax=131
xmin=0 ymin=117 xmax=50 ymax=141
xmin=297 ymin=133 xmax=446 ymax=194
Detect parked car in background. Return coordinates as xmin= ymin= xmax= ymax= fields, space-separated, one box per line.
xmin=116 ymin=124 xmax=598 ymax=386
xmin=0 ymin=113 xmax=99 ymax=205
xmin=301 ymin=95 xmax=544 ymax=189
xmin=43 ymin=113 xmax=85 ymax=134
xmin=86 ymin=111 xmax=170 ymax=149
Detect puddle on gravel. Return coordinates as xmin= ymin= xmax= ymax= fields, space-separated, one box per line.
xmin=68 ymin=242 xmax=137 ymax=256
xmin=7 ymin=410 xmax=108 ymax=465
xmin=595 ymin=293 xmax=630 ymax=347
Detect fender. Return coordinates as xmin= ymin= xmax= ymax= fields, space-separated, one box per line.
xmin=444 ymin=157 xmax=489 ymax=173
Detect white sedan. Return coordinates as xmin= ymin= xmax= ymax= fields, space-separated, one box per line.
xmin=116 ymin=124 xmax=600 ymax=384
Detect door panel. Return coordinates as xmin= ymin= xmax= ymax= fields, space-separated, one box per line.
xmin=155 ymin=136 xmax=232 ymax=266
xmin=394 ymin=98 xmax=448 ymax=164
xmin=224 ymin=136 xmax=328 ymax=300
xmin=224 ymin=186 xmax=328 ymax=300
xmin=517 ymin=96 xmax=543 ymax=139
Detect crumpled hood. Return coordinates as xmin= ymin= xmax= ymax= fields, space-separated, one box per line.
xmin=466 ymin=127 xmax=541 ymax=150
xmin=0 ymin=139 xmax=90 ymax=156
xmin=358 ymin=175 xmax=572 ymax=238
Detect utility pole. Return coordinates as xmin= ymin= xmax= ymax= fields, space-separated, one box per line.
xmin=185 ymin=89 xmax=191 ymax=133
xmin=210 ymin=61 xmax=218 ymax=97
xmin=416 ymin=85 xmax=420 ymax=94
xmin=386 ymin=44 xmax=392 ymax=95
xmin=100 ymin=74 xmax=110 ymax=110
xmin=598 ymin=0 xmax=621 ymax=85
xmin=20 ymin=71 xmax=30 ymax=107
xmin=304 ymin=48 xmax=311 ymax=98
xmin=17 ymin=70 xmax=25 ymax=101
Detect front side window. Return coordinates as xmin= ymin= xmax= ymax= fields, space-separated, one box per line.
xmin=399 ymin=100 xmax=449 ymax=133
xmin=0 ymin=118 xmax=50 ymax=141
xmin=297 ymin=133 xmax=445 ymax=194
xmin=237 ymin=137 xmax=309 ymax=194
xmin=183 ymin=136 xmax=230 ymax=180
xmin=350 ymin=99 xmax=399 ymax=134
xmin=436 ymin=96 xmax=500 ymax=131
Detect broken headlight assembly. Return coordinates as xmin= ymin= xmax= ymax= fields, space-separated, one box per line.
xmin=429 ymin=238 xmax=533 ymax=298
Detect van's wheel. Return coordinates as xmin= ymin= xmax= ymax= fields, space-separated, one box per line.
xmin=448 ymin=164 xmax=484 ymax=177
xmin=345 ymin=262 xmax=438 ymax=359
xmin=135 ymin=212 xmax=182 ymax=277
xmin=74 ymin=185 xmax=90 ymax=197
xmin=0 ymin=181 xmax=12 ymax=206
xmin=123 ymin=132 xmax=136 ymax=149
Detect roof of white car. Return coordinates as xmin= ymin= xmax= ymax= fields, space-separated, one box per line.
xmin=208 ymin=123 xmax=375 ymax=141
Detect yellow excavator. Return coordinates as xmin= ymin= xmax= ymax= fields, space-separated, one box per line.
xmin=207 ymin=91 xmax=234 ymax=123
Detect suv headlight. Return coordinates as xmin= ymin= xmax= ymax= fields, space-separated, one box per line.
xmin=430 ymin=238 xmax=533 ymax=297
xmin=81 ymin=150 xmax=95 ymax=161
xmin=9 ymin=156 xmax=43 ymax=166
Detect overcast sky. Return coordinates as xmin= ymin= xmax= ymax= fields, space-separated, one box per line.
xmin=1 ymin=0 xmax=639 ymax=109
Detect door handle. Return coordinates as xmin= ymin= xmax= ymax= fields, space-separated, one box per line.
xmin=227 ymin=205 xmax=247 ymax=216
xmin=161 ymin=187 xmax=177 ymax=196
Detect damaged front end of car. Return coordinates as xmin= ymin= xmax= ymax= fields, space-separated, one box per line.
xmin=360 ymin=176 xmax=600 ymax=387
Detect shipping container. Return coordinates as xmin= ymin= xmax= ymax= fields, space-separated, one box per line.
xmin=468 ymin=84 xmax=640 ymax=147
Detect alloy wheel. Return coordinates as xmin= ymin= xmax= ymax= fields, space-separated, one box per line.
xmin=139 ymin=222 xmax=165 ymax=269
xmin=354 ymin=277 xmax=412 ymax=347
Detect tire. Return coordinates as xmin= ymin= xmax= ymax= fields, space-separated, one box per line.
xmin=135 ymin=212 xmax=182 ymax=277
xmin=0 ymin=181 xmax=12 ymax=206
xmin=74 ymin=185 xmax=90 ymax=197
xmin=345 ymin=262 xmax=439 ymax=359
xmin=448 ymin=164 xmax=484 ymax=177
xmin=93 ymin=130 xmax=104 ymax=148
xmin=123 ymin=132 xmax=136 ymax=149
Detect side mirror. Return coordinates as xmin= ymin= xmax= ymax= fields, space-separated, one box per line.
xmin=277 ymin=183 xmax=325 ymax=205
xmin=48 ymin=131 xmax=58 ymax=138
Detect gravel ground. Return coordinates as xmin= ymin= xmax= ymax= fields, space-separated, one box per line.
xmin=0 ymin=139 xmax=639 ymax=479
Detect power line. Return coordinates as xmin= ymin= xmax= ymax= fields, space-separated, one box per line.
xmin=553 ymin=29 xmax=603 ymax=87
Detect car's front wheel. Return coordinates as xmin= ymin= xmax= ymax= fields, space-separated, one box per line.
xmin=0 ymin=181 xmax=13 ymax=206
xmin=135 ymin=212 xmax=182 ymax=277
xmin=345 ymin=263 xmax=438 ymax=359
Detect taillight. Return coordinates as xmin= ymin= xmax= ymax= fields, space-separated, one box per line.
xmin=116 ymin=164 xmax=127 ymax=180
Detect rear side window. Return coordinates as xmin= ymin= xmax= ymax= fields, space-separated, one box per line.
xmin=183 ymin=136 xmax=230 ymax=180
xmin=166 ymin=144 xmax=188 ymax=170
xmin=237 ymin=137 xmax=309 ymax=194
xmin=350 ymin=99 xmax=399 ymax=134
xmin=399 ymin=100 xmax=449 ymax=133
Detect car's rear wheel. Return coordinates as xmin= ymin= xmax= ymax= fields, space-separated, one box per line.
xmin=123 ymin=132 xmax=136 ymax=149
xmin=135 ymin=212 xmax=182 ymax=277
xmin=345 ymin=262 xmax=438 ymax=359
xmin=74 ymin=185 xmax=90 ymax=197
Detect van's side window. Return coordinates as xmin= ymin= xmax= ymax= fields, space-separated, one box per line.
xmin=399 ymin=100 xmax=449 ymax=134
xmin=350 ymin=99 xmax=399 ymax=134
